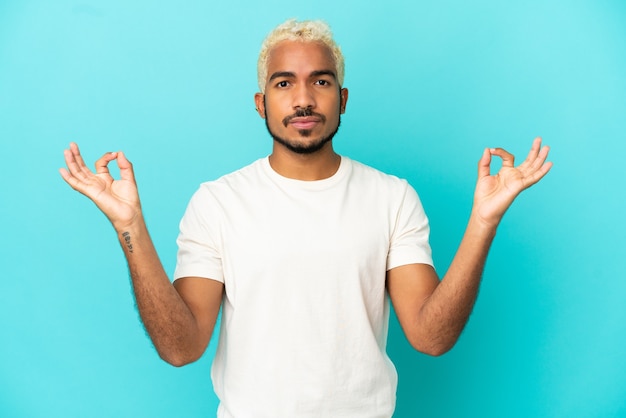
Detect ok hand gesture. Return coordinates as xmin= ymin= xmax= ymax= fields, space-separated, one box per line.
xmin=472 ymin=137 xmax=552 ymax=228
xmin=59 ymin=142 xmax=141 ymax=230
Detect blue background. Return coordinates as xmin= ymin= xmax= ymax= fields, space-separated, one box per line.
xmin=1 ymin=0 xmax=625 ymax=417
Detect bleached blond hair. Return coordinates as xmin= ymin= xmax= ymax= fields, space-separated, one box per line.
xmin=257 ymin=19 xmax=345 ymax=92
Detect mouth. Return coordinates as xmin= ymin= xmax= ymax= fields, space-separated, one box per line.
xmin=288 ymin=117 xmax=321 ymax=130
xmin=282 ymin=110 xmax=327 ymax=129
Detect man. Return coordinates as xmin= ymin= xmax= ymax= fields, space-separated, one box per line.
xmin=60 ymin=19 xmax=551 ymax=418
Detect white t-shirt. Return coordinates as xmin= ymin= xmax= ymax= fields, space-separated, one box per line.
xmin=174 ymin=156 xmax=433 ymax=418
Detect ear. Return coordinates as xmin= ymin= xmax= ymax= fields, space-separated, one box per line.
xmin=254 ymin=93 xmax=266 ymax=118
xmin=340 ymin=88 xmax=349 ymax=114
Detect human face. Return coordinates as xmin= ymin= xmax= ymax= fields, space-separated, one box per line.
xmin=254 ymin=41 xmax=348 ymax=154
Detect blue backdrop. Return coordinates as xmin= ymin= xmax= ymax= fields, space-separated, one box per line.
xmin=1 ymin=1 xmax=625 ymax=417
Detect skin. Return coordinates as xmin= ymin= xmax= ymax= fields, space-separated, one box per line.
xmin=254 ymin=40 xmax=348 ymax=180
xmin=387 ymin=142 xmax=552 ymax=354
xmin=60 ymin=39 xmax=552 ymax=364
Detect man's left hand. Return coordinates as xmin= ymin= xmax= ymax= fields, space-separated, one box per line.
xmin=472 ymin=136 xmax=552 ymax=228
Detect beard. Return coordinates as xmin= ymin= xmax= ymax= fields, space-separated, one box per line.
xmin=264 ymin=106 xmax=341 ymax=155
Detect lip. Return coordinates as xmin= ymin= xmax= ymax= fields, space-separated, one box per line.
xmin=289 ymin=117 xmax=320 ymax=130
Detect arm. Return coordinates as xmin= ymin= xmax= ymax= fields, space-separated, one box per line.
xmin=60 ymin=143 xmax=223 ymax=366
xmin=387 ymin=137 xmax=552 ymax=356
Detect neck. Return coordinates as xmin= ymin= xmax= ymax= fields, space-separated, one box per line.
xmin=268 ymin=142 xmax=341 ymax=181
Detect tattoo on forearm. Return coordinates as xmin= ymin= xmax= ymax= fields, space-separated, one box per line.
xmin=122 ymin=232 xmax=134 ymax=253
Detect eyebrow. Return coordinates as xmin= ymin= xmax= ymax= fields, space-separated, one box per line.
xmin=310 ymin=70 xmax=337 ymax=80
xmin=268 ymin=69 xmax=337 ymax=82
xmin=268 ymin=71 xmax=295 ymax=82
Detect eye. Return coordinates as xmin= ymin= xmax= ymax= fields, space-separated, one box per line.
xmin=315 ymin=79 xmax=330 ymax=86
xmin=276 ymin=80 xmax=290 ymax=88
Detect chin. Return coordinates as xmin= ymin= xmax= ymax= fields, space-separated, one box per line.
xmin=266 ymin=118 xmax=341 ymax=155
xmin=274 ymin=135 xmax=332 ymax=155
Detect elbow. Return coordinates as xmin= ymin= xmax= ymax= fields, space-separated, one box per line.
xmin=157 ymin=348 xmax=202 ymax=368
xmin=417 ymin=343 xmax=453 ymax=357
xmin=407 ymin=333 xmax=458 ymax=357
xmin=163 ymin=356 xmax=195 ymax=368
xmin=152 ymin=330 xmax=211 ymax=367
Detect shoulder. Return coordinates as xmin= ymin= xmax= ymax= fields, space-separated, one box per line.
xmin=182 ymin=159 xmax=267 ymax=213
xmin=344 ymin=158 xmax=426 ymax=214
xmin=206 ymin=158 xmax=265 ymax=186
xmin=346 ymin=157 xmax=411 ymax=193
xmin=195 ymin=158 xmax=266 ymax=195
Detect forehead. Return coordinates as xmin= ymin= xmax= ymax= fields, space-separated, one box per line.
xmin=266 ymin=40 xmax=336 ymax=76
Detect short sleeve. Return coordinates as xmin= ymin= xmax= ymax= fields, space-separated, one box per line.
xmin=386 ymin=182 xmax=433 ymax=270
xmin=173 ymin=186 xmax=225 ymax=283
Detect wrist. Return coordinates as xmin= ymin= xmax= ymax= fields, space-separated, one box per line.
xmin=467 ymin=211 xmax=499 ymax=238
xmin=112 ymin=211 xmax=145 ymax=236
xmin=114 ymin=216 xmax=148 ymax=255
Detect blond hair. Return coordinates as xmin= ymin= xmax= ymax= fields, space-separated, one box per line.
xmin=257 ymin=19 xmax=345 ymax=92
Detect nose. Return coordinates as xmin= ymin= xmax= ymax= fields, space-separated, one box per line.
xmin=292 ymin=83 xmax=316 ymax=110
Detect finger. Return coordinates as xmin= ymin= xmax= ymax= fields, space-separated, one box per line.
xmin=518 ymin=137 xmax=543 ymax=170
xmin=69 ymin=142 xmax=88 ymax=171
xmin=94 ymin=151 xmax=118 ymax=174
xmin=517 ymin=136 xmax=550 ymax=175
xmin=59 ymin=166 xmax=87 ymax=193
xmin=65 ymin=142 xmax=103 ymax=182
xmin=116 ymin=151 xmax=136 ymax=183
xmin=70 ymin=142 xmax=101 ymax=180
xmin=490 ymin=147 xmax=515 ymax=168
xmin=477 ymin=148 xmax=491 ymax=178
xmin=516 ymin=137 xmax=552 ymax=188
xmin=63 ymin=147 xmax=91 ymax=181
xmin=59 ymin=167 xmax=72 ymax=184
xmin=525 ymin=144 xmax=550 ymax=174
xmin=522 ymin=160 xmax=553 ymax=188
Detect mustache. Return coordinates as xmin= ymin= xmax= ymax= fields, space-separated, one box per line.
xmin=282 ymin=108 xmax=326 ymax=127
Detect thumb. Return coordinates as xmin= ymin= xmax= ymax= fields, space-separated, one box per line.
xmin=477 ymin=148 xmax=491 ymax=179
xmin=117 ymin=151 xmax=136 ymax=182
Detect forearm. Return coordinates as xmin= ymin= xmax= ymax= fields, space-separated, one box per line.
xmin=416 ymin=214 xmax=496 ymax=354
xmin=60 ymin=144 xmax=214 ymax=365
xmin=116 ymin=218 xmax=205 ymax=366
xmin=395 ymin=139 xmax=551 ymax=355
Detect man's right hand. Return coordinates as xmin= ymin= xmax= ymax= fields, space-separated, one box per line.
xmin=59 ymin=142 xmax=141 ymax=231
